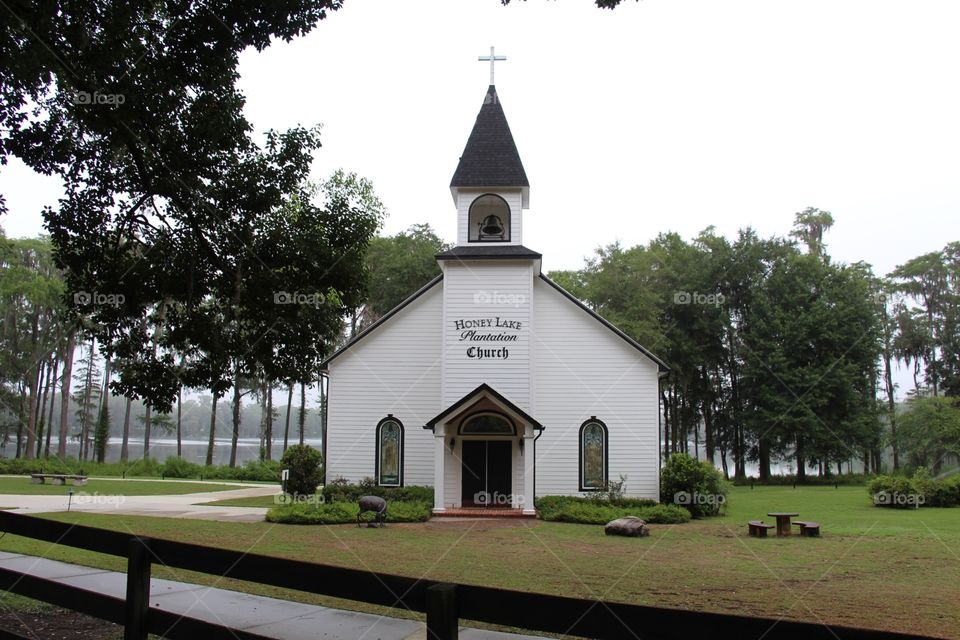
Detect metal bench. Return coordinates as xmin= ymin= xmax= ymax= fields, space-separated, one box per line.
xmin=748 ymin=520 xmax=775 ymax=538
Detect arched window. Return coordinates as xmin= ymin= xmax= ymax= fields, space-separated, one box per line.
xmin=468 ymin=194 xmax=510 ymax=242
xmin=579 ymin=418 xmax=608 ymax=491
xmin=459 ymin=412 xmax=516 ymax=435
xmin=375 ymin=417 xmax=403 ymax=487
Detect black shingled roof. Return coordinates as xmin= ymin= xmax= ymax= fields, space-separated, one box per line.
xmin=450 ymin=85 xmax=529 ymax=188
xmin=435 ymin=245 xmax=542 ymax=261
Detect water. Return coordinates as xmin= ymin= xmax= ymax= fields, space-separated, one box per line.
xmin=33 ymin=437 xmax=323 ymax=466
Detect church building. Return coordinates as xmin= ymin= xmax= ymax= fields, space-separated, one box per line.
xmin=321 ymin=82 xmax=668 ymax=515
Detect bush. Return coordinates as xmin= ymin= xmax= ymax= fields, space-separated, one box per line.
xmin=535 ymin=495 xmax=690 ymax=525
xmin=867 ymin=470 xmax=959 ymax=508
xmin=321 ymin=480 xmax=433 ymax=505
xmin=265 ymin=500 xmax=431 ymax=525
xmin=732 ymin=473 xmax=871 ymax=486
xmin=279 ymin=445 xmax=323 ymax=497
xmin=161 ymin=457 xmax=202 ymax=479
xmin=660 ymin=453 xmax=730 ymax=517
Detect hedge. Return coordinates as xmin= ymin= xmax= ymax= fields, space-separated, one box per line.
xmin=321 ymin=481 xmax=433 ymax=504
xmin=535 ymin=496 xmax=690 ymax=525
xmin=265 ymin=500 xmax=431 ymax=525
xmin=867 ymin=471 xmax=960 ymax=508
xmin=0 ymin=456 xmax=282 ymax=483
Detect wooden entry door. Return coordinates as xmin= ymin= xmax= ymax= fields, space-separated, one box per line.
xmin=461 ymin=440 xmax=512 ymax=507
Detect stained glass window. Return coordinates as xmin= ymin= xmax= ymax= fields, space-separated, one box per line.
xmin=460 ymin=413 xmax=515 ymax=435
xmin=580 ymin=420 xmax=607 ymax=490
xmin=377 ymin=419 xmax=402 ymax=486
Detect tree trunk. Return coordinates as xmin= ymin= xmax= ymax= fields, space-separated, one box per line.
xmin=283 ymin=382 xmax=293 ymax=454
xmin=79 ymin=339 xmax=95 ymax=461
xmin=120 ymin=397 xmax=132 ymax=462
xmin=298 ymin=381 xmax=306 ymax=445
xmin=35 ymin=359 xmax=50 ymax=458
xmin=57 ymin=332 xmax=76 ymax=458
xmin=265 ymin=383 xmax=273 ymax=460
xmin=44 ymin=356 xmax=59 ymax=457
xmin=206 ymin=394 xmax=218 ymax=466
xmin=23 ymin=309 xmax=42 ymax=459
xmin=796 ymin=435 xmax=806 ymax=483
xmin=229 ymin=371 xmax=241 ymax=468
xmin=176 ymin=386 xmax=183 ymax=458
xmin=758 ymin=438 xmax=771 ymax=481
xmin=142 ymin=405 xmax=152 ymax=460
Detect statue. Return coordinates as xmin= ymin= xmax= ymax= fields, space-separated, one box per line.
xmin=357 ymin=495 xmax=388 ymax=528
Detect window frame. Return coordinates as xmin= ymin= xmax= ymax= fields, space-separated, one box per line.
xmin=578 ymin=418 xmax=609 ymax=491
xmin=375 ymin=416 xmax=404 ymax=487
xmin=458 ymin=410 xmax=517 ymax=436
xmin=468 ymin=193 xmax=511 ymax=243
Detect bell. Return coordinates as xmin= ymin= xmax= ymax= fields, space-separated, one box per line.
xmin=479 ymin=215 xmax=504 ymax=237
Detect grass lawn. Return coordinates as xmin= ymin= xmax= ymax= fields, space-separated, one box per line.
xmin=0 ymin=486 xmax=958 ymax=638
xmin=0 ymin=476 xmax=240 ymax=496
xmin=197 ymin=493 xmax=280 ymax=507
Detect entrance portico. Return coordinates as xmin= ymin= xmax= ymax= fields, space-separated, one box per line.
xmin=424 ymin=384 xmax=541 ymax=515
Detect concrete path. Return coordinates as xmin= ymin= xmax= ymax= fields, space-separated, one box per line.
xmin=0 ymin=478 xmax=276 ymax=522
xmin=0 ymin=552 xmax=538 ymax=639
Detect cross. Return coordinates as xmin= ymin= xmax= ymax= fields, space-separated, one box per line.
xmin=478 ymin=46 xmax=506 ymax=85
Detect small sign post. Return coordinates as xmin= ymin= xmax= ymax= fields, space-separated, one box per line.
xmin=281 ymin=468 xmax=289 ymax=494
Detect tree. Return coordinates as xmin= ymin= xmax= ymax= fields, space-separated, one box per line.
xmin=890 ymin=397 xmax=960 ymax=472
xmin=789 ymin=207 xmax=834 ymax=259
xmin=360 ymin=224 xmax=449 ymax=327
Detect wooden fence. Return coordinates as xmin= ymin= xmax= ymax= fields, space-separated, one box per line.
xmin=0 ymin=511 xmax=935 ymax=640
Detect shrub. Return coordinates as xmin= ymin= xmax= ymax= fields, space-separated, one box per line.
xmin=660 ymin=453 xmax=729 ymax=517
xmin=279 ymin=445 xmax=323 ymax=497
xmin=161 ymin=457 xmax=202 ymax=479
xmin=265 ymin=500 xmax=431 ymax=525
xmin=868 ymin=470 xmax=960 ymax=508
xmin=535 ymin=495 xmax=690 ymax=525
xmin=321 ymin=482 xmax=433 ymax=505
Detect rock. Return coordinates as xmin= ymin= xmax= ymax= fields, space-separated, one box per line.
xmin=604 ymin=516 xmax=649 ymax=537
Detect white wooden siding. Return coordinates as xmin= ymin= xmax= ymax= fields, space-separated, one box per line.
xmin=325 ymin=286 xmax=443 ymax=485
xmin=441 ymin=261 xmax=533 ymax=409
xmin=531 ymin=278 xmax=661 ymax=499
xmin=455 ymin=190 xmax=524 ymax=246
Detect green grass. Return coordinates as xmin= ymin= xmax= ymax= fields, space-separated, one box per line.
xmin=0 ymin=477 xmax=239 ymax=496
xmin=198 ymin=493 xmax=281 ymax=507
xmin=0 ymin=486 xmax=957 ymax=638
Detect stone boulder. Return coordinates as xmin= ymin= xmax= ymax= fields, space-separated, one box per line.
xmin=604 ymin=516 xmax=649 ymax=537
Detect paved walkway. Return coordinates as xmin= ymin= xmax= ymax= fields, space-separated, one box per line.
xmin=0 ymin=552 xmax=537 ymax=639
xmin=0 ymin=478 xmax=275 ymax=522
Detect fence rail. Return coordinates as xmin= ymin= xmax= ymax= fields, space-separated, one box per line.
xmin=0 ymin=511 xmax=936 ymax=640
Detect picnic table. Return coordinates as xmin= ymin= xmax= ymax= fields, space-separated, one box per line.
xmin=767 ymin=512 xmax=799 ymax=536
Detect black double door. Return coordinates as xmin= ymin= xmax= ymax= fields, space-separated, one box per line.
xmin=461 ymin=440 xmax=512 ymax=507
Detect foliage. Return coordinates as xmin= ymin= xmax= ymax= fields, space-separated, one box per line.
xmin=360 ymin=224 xmax=450 ymax=327
xmin=279 ymin=445 xmax=323 ymax=497
xmin=535 ymin=497 xmax=691 ymax=525
xmin=659 ymin=453 xmax=730 ymax=517
xmin=321 ymin=480 xmax=434 ymax=504
xmin=867 ymin=470 xmax=960 ymax=508
xmin=265 ymin=500 xmax=431 ymax=525
xmin=0 ymin=455 xmax=281 ymax=482
xmin=887 ymin=397 xmax=960 ymax=470
xmin=732 ymin=473 xmax=871 ymax=486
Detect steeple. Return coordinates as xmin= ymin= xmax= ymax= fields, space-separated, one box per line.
xmin=450 ymin=85 xmax=529 ymax=205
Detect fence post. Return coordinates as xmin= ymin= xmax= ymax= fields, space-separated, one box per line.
xmin=425 ymin=583 xmax=458 ymax=640
xmin=125 ymin=537 xmax=152 ymax=640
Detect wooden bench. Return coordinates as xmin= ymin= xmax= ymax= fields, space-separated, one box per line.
xmin=30 ymin=474 xmax=88 ymax=486
xmin=748 ymin=520 xmax=775 ymax=538
xmin=793 ymin=521 xmax=821 ymax=537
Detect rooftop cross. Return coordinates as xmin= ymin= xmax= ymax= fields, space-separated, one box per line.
xmin=478 ymin=46 xmax=506 ymax=85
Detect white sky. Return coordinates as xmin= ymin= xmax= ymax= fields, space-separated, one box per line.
xmin=1 ymin=0 xmax=957 ymax=398
xmin=3 ymin=0 xmax=958 ymax=276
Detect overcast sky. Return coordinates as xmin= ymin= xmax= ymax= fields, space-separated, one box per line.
xmin=3 ymin=0 xmax=958 ymax=278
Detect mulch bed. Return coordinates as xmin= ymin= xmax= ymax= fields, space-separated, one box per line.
xmin=0 ymin=607 xmax=120 ymax=640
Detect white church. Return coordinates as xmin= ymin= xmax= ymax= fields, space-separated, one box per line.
xmin=321 ymin=80 xmax=668 ymax=516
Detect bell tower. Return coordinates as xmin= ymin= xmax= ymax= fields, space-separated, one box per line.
xmin=450 ymin=84 xmax=529 ymax=247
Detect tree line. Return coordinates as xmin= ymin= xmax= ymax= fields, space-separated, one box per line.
xmin=550 ymin=209 xmax=959 ymax=479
